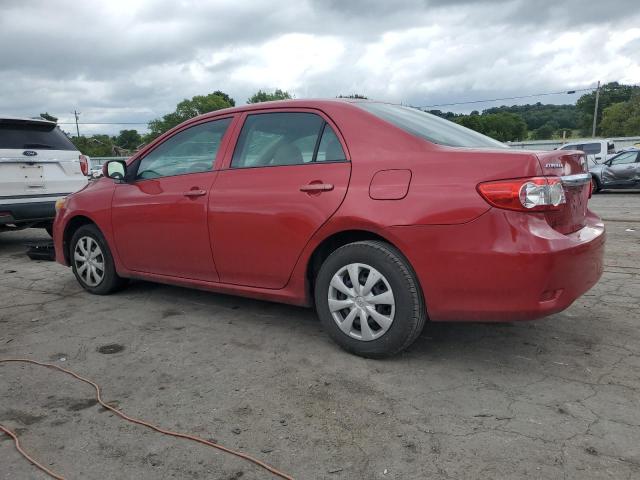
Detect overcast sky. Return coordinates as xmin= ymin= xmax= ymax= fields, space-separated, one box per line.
xmin=1 ymin=0 xmax=639 ymax=134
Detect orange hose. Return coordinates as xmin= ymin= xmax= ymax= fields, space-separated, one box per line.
xmin=0 ymin=424 xmax=65 ymax=480
xmin=0 ymin=358 xmax=294 ymax=480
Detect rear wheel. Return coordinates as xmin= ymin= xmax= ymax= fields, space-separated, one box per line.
xmin=314 ymin=240 xmax=426 ymax=358
xmin=591 ymin=176 xmax=600 ymax=193
xmin=45 ymin=223 xmax=53 ymax=237
xmin=70 ymin=224 xmax=128 ymax=295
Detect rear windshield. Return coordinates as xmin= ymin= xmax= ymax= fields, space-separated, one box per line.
xmin=0 ymin=123 xmax=76 ymax=150
xmin=356 ymin=102 xmax=507 ymax=149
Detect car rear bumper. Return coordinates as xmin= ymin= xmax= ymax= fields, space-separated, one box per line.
xmin=0 ymin=200 xmax=56 ymax=225
xmin=389 ymin=209 xmax=605 ymax=322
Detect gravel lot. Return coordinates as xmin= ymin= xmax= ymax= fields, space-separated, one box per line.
xmin=1 ymin=192 xmax=639 ymax=480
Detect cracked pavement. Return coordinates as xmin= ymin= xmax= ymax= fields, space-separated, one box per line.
xmin=1 ymin=192 xmax=639 ymax=479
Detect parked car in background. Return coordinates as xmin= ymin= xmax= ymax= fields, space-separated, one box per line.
xmin=0 ymin=116 xmax=89 ymax=235
xmin=590 ymin=148 xmax=640 ymax=192
xmin=558 ymin=139 xmax=616 ymax=169
xmin=53 ymin=100 xmax=604 ymax=357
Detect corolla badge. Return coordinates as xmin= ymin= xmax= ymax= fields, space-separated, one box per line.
xmin=22 ymin=150 xmax=38 ymax=156
xmin=545 ymin=163 xmax=563 ymax=168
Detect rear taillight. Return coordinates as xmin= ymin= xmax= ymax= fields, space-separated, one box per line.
xmin=79 ymin=154 xmax=89 ymax=176
xmin=477 ymin=177 xmax=566 ymax=212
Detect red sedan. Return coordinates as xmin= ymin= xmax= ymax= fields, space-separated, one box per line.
xmin=53 ymin=100 xmax=605 ymax=357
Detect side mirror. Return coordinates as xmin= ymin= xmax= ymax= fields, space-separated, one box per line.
xmin=103 ymin=160 xmax=127 ymax=180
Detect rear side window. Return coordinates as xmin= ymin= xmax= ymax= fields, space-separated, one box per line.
xmin=316 ymin=125 xmax=347 ymax=162
xmin=136 ymin=118 xmax=231 ymax=180
xmin=581 ymin=143 xmax=601 ymax=155
xmin=231 ymin=112 xmax=346 ymax=168
xmin=356 ymin=103 xmax=507 ymax=149
xmin=0 ymin=122 xmax=76 ymax=150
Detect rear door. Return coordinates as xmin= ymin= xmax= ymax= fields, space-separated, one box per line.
xmin=209 ymin=110 xmax=351 ymax=288
xmin=0 ymin=120 xmax=86 ymax=203
xmin=601 ymin=151 xmax=640 ymax=186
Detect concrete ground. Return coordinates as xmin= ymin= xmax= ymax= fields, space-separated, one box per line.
xmin=1 ymin=192 xmax=639 ymax=480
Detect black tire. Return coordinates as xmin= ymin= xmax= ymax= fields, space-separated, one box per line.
xmin=69 ymin=224 xmax=128 ymax=295
xmin=314 ymin=240 xmax=426 ymax=358
xmin=45 ymin=223 xmax=54 ymax=237
xmin=591 ymin=176 xmax=600 ymax=194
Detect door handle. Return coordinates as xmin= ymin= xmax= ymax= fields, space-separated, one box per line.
xmin=183 ymin=189 xmax=206 ymax=197
xmin=300 ymin=183 xmax=334 ymax=193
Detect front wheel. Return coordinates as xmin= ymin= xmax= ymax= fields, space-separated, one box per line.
xmin=591 ymin=176 xmax=600 ymax=194
xmin=70 ymin=224 xmax=128 ymax=295
xmin=314 ymin=240 xmax=426 ymax=358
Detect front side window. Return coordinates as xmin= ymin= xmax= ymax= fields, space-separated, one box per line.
xmin=609 ymin=152 xmax=638 ymax=165
xmin=137 ymin=118 xmax=231 ymax=180
xmin=356 ymin=102 xmax=507 ymax=149
xmin=231 ymin=112 xmax=346 ymax=168
xmin=560 ymin=144 xmax=581 ymax=151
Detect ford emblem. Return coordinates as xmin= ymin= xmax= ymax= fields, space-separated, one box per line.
xmin=23 ymin=150 xmax=38 ymax=157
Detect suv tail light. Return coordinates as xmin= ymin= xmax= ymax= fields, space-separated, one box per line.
xmin=79 ymin=155 xmax=89 ymax=176
xmin=477 ymin=177 xmax=566 ymax=212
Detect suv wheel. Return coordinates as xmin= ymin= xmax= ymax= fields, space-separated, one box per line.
xmin=70 ymin=224 xmax=128 ymax=295
xmin=315 ymin=240 xmax=426 ymax=358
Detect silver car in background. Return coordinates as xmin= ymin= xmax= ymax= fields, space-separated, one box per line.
xmin=590 ymin=148 xmax=640 ymax=192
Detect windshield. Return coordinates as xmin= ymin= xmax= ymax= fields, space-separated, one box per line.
xmin=356 ymin=102 xmax=507 ymax=149
xmin=0 ymin=123 xmax=76 ymax=150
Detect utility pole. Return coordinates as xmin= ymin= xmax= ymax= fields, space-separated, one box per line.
xmin=591 ymin=81 xmax=600 ymax=138
xmin=73 ymin=110 xmax=81 ymax=137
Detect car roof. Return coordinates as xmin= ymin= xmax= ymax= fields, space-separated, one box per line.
xmin=195 ymin=98 xmax=371 ymax=119
xmin=0 ymin=116 xmax=56 ymax=126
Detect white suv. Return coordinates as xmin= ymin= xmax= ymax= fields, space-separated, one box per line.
xmin=0 ymin=116 xmax=89 ymax=235
xmin=558 ymin=139 xmax=617 ymax=168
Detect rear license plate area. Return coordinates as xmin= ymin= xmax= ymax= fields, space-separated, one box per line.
xmin=20 ymin=163 xmax=45 ymax=188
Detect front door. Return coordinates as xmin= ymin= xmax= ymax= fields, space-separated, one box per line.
xmin=209 ymin=111 xmax=351 ymax=289
xmin=111 ymin=117 xmax=233 ymax=281
xmin=601 ymin=151 xmax=639 ymax=186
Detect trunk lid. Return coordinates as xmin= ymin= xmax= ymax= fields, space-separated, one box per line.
xmin=536 ymin=150 xmax=590 ymax=234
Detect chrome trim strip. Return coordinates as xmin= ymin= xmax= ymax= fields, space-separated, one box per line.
xmin=561 ymin=173 xmax=591 ymax=187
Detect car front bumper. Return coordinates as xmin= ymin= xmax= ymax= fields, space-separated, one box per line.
xmin=389 ymin=209 xmax=605 ymax=322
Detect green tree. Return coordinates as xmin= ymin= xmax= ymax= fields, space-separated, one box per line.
xmin=575 ymin=82 xmax=640 ymax=135
xmin=115 ymin=129 xmax=142 ymax=150
xmin=532 ymin=120 xmax=559 ymax=140
xmin=147 ymin=91 xmax=235 ymax=141
xmin=70 ymin=135 xmax=115 ymax=157
xmin=455 ymin=112 xmax=527 ymax=141
xmin=39 ymin=112 xmax=58 ymax=122
xmin=246 ymin=89 xmax=292 ymax=104
xmin=337 ymin=94 xmax=368 ymax=99
xmin=599 ymin=94 xmax=640 ymax=137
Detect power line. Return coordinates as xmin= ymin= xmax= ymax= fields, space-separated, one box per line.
xmin=415 ymin=87 xmax=595 ymax=109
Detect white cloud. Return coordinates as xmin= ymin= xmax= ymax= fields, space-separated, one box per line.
xmin=0 ymin=0 xmax=638 ymax=134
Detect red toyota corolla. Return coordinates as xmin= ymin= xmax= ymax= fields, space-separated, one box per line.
xmin=53 ymin=99 xmax=605 ymax=357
